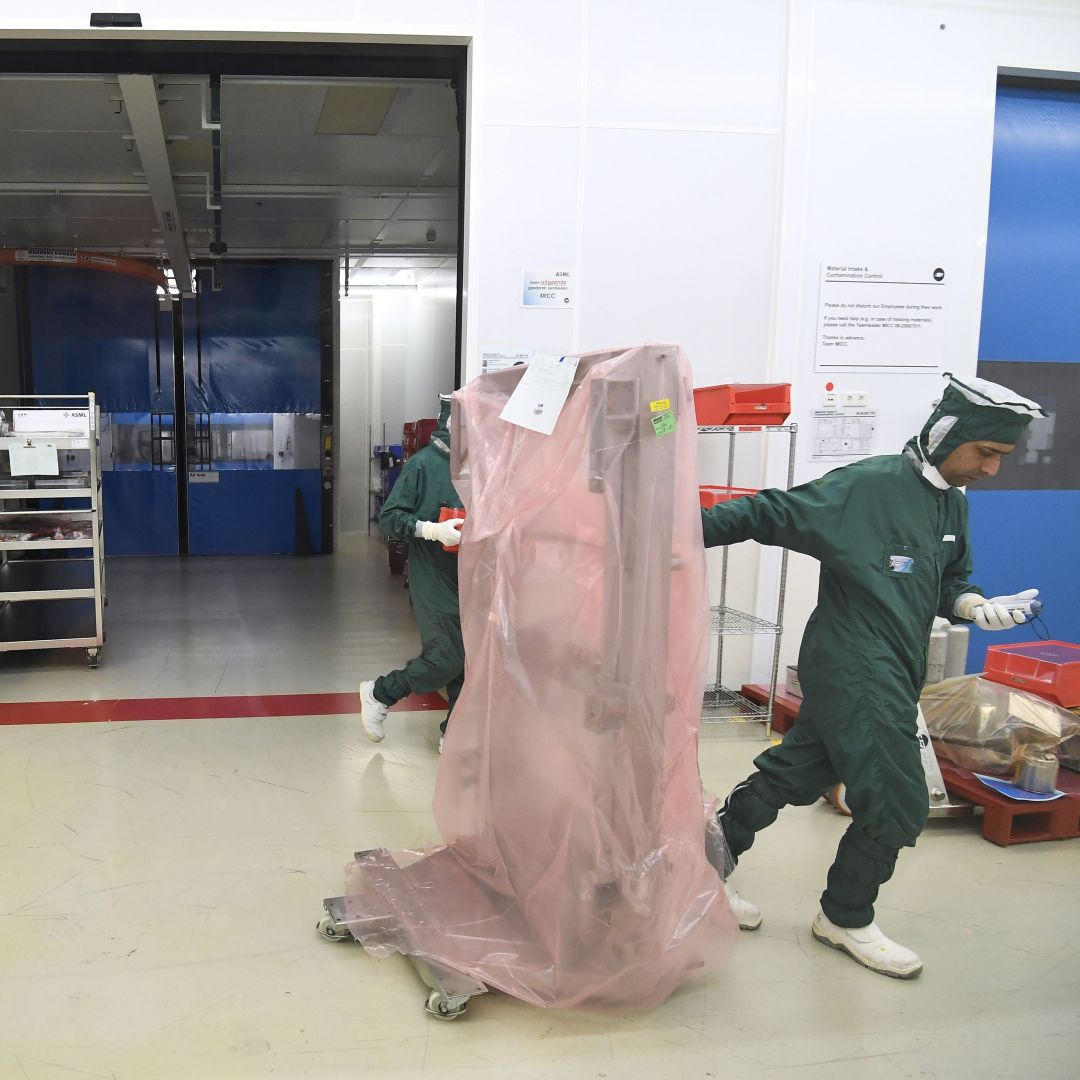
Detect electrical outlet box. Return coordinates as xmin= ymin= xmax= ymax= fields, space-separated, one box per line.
xmin=843 ymin=392 xmax=868 ymax=407
xmin=823 ymin=392 xmax=838 ymax=408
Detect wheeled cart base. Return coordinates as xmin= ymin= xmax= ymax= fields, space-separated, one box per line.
xmin=316 ymin=886 xmax=488 ymax=1020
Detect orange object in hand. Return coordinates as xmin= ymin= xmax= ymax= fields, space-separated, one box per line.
xmin=438 ymin=506 xmax=466 ymax=551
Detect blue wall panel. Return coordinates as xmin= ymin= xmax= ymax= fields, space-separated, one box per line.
xmin=967 ymin=83 xmax=1080 ymax=667
xmin=27 ymin=267 xmax=171 ymax=411
xmin=979 ymin=87 xmax=1080 ymax=363
xmin=966 ymin=491 xmax=1080 ymax=672
xmin=187 ymin=470 xmax=321 ymax=555
xmin=26 ymin=262 xmax=325 ymax=556
xmin=185 ymin=263 xmax=322 ymax=414
xmin=28 ymin=268 xmax=178 ymax=556
xmin=103 ymin=472 xmax=179 ymax=556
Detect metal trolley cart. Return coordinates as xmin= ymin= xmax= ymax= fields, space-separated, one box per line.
xmin=0 ymin=393 xmax=106 ymax=667
xmin=699 ymin=422 xmax=796 ymax=736
xmin=317 ymin=346 xmax=700 ymax=1019
xmin=317 ymin=874 xmax=486 ymax=1021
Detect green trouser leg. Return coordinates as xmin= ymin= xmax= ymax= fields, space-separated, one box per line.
xmin=820 ymin=707 xmax=929 ymax=927
xmin=374 ymin=604 xmax=465 ymax=724
xmin=719 ymin=706 xmax=928 ymax=928
xmin=718 ymin=718 xmax=838 ymax=860
xmin=440 ymin=671 xmax=465 ymax=734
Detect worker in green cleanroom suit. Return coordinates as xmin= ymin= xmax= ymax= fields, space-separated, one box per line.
xmin=707 ymin=373 xmax=1046 ymax=979
xmin=359 ymin=394 xmax=465 ymax=750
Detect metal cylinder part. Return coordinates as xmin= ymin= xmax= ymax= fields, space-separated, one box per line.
xmin=945 ymin=624 xmax=969 ymax=679
xmin=1013 ymin=749 xmax=1059 ymax=794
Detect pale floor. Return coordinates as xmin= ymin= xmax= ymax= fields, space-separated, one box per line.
xmin=0 ymin=537 xmax=1077 ymax=1079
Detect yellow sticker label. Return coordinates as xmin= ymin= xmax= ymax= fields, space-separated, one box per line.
xmin=649 ymin=398 xmax=671 ymax=413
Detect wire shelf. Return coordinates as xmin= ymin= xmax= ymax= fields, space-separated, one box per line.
xmin=710 ymin=605 xmax=780 ymax=635
xmin=701 ymin=684 xmax=772 ymax=724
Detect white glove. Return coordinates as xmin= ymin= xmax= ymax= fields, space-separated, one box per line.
xmin=417 ymin=518 xmax=464 ymax=547
xmin=954 ymin=589 xmax=1039 ymax=631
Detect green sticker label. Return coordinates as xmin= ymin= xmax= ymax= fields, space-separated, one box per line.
xmin=651 ymin=409 xmax=676 ymax=437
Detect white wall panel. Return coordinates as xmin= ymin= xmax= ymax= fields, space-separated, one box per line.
xmin=338 ymin=298 xmax=373 ymax=534
xmin=478 ymin=2 xmax=585 ymax=127
xmin=585 ymin=0 xmax=786 ymax=130
xmin=577 ymin=127 xmax=778 ymax=380
xmin=471 ymin=124 xmax=581 ymax=360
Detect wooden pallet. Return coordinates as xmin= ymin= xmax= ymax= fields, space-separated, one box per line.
xmin=938 ymin=761 xmax=1080 ymax=846
xmin=740 ymin=683 xmax=1080 ymax=845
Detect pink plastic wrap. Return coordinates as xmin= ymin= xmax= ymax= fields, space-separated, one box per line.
xmin=343 ymin=345 xmax=737 ymax=1009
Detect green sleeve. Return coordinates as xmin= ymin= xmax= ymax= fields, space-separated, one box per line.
xmin=938 ymin=495 xmax=982 ymax=622
xmin=378 ymin=457 xmax=423 ymax=542
xmin=700 ymin=471 xmax=850 ymax=561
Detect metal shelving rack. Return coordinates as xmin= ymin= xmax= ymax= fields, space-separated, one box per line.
xmin=0 ymin=394 xmax=106 ymax=667
xmin=699 ymin=422 xmax=797 ymax=736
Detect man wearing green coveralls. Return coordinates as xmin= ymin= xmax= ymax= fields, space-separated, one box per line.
xmin=706 ymin=373 xmax=1046 ymax=978
xmin=359 ymin=394 xmax=465 ymax=752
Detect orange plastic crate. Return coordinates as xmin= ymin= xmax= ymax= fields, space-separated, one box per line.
xmin=699 ymin=485 xmax=758 ymax=509
xmin=984 ymin=640 xmax=1080 ymax=708
xmin=693 ymin=383 xmax=791 ymax=426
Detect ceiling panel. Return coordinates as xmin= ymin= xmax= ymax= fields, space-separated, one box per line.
xmin=220 ymin=81 xmax=326 ymax=135
xmin=0 ymin=193 xmax=154 ymax=221
xmin=222 ymin=194 xmax=401 ymax=222
xmin=223 ymin=133 xmax=455 ymax=186
xmin=0 ymin=75 xmax=460 ymax=263
xmin=0 ymin=77 xmax=129 ymax=133
xmin=340 ymin=220 xmax=385 ymax=246
xmin=386 ymin=83 xmax=459 ymax=137
xmin=166 ymin=133 xmax=215 ymax=175
xmin=395 ymin=195 xmax=458 ymax=221
xmin=0 ymin=132 xmax=142 ymax=183
xmin=153 ymin=81 xmax=208 ymax=136
xmin=376 ymin=219 xmax=459 ymax=246
xmin=316 ymin=84 xmax=399 ymax=135
xmin=0 ymin=216 xmax=162 ymax=250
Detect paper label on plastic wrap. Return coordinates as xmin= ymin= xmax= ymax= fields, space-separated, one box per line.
xmin=498 ymin=354 xmax=580 ymax=435
xmin=651 ymin=410 xmax=676 ymax=438
xmin=649 ymin=398 xmax=671 ymax=413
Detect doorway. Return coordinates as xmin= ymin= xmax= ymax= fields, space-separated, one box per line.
xmin=0 ymin=38 xmax=467 ymax=555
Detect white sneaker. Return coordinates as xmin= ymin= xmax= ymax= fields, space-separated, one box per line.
xmin=811 ymin=909 xmax=923 ymax=979
xmin=358 ymin=680 xmax=388 ymax=743
xmin=724 ymin=881 xmax=762 ymax=931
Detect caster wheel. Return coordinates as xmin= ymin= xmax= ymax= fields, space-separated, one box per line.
xmin=315 ymin=913 xmax=350 ymax=942
xmin=86 ymin=649 xmax=102 ymax=669
xmin=425 ymin=989 xmax=467 ymax=1020
xmin=826 ymin=782 xmax=852 ymax=816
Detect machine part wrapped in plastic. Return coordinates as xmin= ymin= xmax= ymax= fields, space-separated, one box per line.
xmin=342 ymin=345 xmax=739 ymax=1009
xmin=920 ymin=673 xmax=1080 ymax=774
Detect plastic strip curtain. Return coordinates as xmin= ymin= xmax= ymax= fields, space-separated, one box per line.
xmin=343 ymin=345 xmax=737 ymax=1009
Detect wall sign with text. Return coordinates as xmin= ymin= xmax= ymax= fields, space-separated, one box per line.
xmin=815 ymin=262 xmax=947 ymax=372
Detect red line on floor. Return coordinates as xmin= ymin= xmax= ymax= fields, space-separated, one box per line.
xmin=0 ymin=691 xmax=447 ymax=726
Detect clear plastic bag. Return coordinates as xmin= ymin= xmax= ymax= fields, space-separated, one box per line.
xmin=342 ymin=345 xmax=738 ymax=1009
xmin=920 ymin=673 xmax=1080 ymax=774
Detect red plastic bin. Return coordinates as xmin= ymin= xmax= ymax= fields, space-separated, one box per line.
xmin=402 ymin=418 xmax=438 ymax=458
xmin=438 ymin=506 xmax=466 ymax=552
xmin=693 ymin=383 xmax=791 ymax=426
xmin=983 ymin=640 xmax=1080 ymax=708
xmin=699 ymin=485 xmax=758 ymax=509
